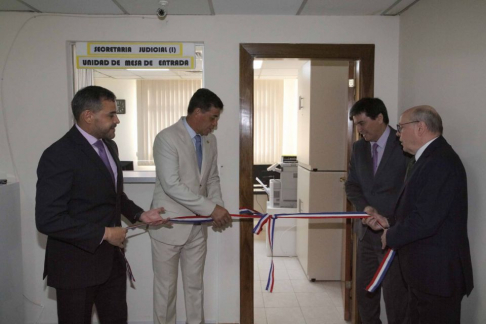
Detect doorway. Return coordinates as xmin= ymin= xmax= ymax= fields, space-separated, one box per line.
xmin=239 ymin=43 xmax=375 ymax=324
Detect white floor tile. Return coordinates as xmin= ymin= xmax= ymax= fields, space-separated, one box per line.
xmin=263 ymin=292 xmax=299 ymax=308
xmin=261 ymin=279 xmax=294 ymax=293
xmin=254 ymin=307 xmax=267 ymax=324
xmin=258 ymin=257 xmax=287 ymax=268
xmin=291 ymin=279 xmax=330 ymax=293
xmin=295 ymin=292 xmax=333 ymax=307
xmin=300 ymin=306 xmax=343 ymax=324
xmin=254 ymin=291 xmax=264 ymax=308
xmin=287 ymin=267 xmax=308 ymax=280
xmin=259 ymin=265 xmax=290 ymax=280
xmin=265 ymin=307 xmax=306 ymax=324
xmin=254 ymin=267 xmax=261 ymax=281
xmin=254 ymin=279 xmax=262 ymax=293
xmin=284 ymin=257 xmax=303 ymax=270
xmin=254 ymin=234 xmax=348 ymax=324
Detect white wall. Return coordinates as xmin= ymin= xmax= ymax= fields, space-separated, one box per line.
xmin=0 ymin=12 xmax=400 ymax=323
xmin=398 ymin=0 xmax=486 ymax=322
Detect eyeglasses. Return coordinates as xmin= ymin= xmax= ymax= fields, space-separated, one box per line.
xmin=396 ymin=121 xmax=419 ymax=133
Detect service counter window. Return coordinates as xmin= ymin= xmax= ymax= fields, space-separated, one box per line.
xmin=72 ymin=42 xmax=204 ymax=179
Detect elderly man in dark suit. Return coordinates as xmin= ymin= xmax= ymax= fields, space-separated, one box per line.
xmin=345 ymin=98 xmax=409 ymax=324
xmin=367 ymin=105 xmax=474 ymax=324
xmin=36 ymin=86 xmax=169 ymax=324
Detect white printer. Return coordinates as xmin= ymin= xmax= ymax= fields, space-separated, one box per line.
xmin=267 ymin=161 xmax=298 ymax=208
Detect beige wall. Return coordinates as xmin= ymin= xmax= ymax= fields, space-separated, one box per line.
xmin=399 ymin=0 xmax=486 ymax=322
xmin=0 ymin=12 xmax=400 ymax=323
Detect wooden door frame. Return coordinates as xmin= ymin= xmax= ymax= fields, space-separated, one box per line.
xmin=239 ymin=43 xmax=374 ymax=324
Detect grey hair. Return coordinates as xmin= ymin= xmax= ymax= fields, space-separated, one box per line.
xmin=410 ymin=105 xmax=443 ymax=135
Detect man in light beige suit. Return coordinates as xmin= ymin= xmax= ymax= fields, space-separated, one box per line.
xmin=150 ymin=88 xmax=232 ymax=324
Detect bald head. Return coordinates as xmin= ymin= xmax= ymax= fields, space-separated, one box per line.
xmin=406 ymin=105 xmax=443 ymax=135
xmin=398 ymin=105 xmax=442 ymax=155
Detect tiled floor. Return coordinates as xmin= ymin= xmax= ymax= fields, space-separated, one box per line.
xmin=254 ymin=237 xmax=351 ymax=324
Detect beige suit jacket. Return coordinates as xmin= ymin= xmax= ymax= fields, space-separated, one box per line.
xmin=149 ymin=117 xmax=224 ymax=245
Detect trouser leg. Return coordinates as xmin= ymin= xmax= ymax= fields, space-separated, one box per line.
xmin=382 ymin=253 xmax=409 ymax=324
xmin=180 ymin=225 xmax=207 ymax=324
xmin=356 ymin=231 xmax=382 ymax=324
xmin=152 ymin=238 xmax=182 ymax=324
xmin=409 ymin=287 xmax=463 ymax=324
xmin=95 ymin=249 xmax=128 ymax=324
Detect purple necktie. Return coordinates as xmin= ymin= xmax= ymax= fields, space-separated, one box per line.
xmin=94 ymin=140 xmax=135 ymax=281
xmin=372 ymin=143 xmax=379 ymax=175
xmin=94 ymin=140 xmax=115 ymax=184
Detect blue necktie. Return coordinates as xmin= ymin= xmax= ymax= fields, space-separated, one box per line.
xmin=195 ymin=135 xmax=202 ymax=171
xmin=94 ymin=140 xmax=115 ymax=184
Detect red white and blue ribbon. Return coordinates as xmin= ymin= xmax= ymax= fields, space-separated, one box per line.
xmin=366 ymin=248 xmax=395 ymax=293
xmin=127 ymin=208 xmax=392 ymax=293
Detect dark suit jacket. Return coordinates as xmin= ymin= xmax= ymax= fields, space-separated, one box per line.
xmin=387 ymin=136 xmax=473 ymax=297
xmin=345 ymin=126 xmax=409 ymax=239
xmin=36 ymin=126 xmax=143 ymax=289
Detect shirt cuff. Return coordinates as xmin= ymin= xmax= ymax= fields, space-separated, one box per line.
xmin=134 ymin=211 xmax=143 ymax=222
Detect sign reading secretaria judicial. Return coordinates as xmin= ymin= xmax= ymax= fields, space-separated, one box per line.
xmin=76 ymin=42 xmax=195 ymax=69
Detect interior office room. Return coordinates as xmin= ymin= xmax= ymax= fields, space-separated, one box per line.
xmin=0 ymin=0 xmax=485 ymax=323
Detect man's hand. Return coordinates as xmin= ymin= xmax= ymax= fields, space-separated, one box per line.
xmin=210 ymin=205 xmax=232 ymax=227
xmin=363 ymin=206 xmax=389 ymax=231
xmin=140 ymin=207 xmax=170 ymax=226
xmin=381 ymin=229 xmax=388 ymax=249
xmin=104 ymin=227 xmax=128 ymax=248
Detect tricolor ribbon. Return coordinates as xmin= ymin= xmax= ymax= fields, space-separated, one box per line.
xmin=126 ymin=208 xmax=392 ymax=293
xmin=366 ymin=248 xmax=395 ymax=292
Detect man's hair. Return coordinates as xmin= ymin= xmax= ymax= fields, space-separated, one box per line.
xmin=410 ymin=106 xmax=443 ymax=135
xmin=71 ymin=86 xmax=116 ymax=121
xmin=349 ymin=97 xmax=389 ymax=124
xmin=187 ymin=88 xmax=224 ymax=115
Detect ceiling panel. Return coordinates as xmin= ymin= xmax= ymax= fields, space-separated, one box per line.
xmin=117 ymin=0 xmax=212 ymax=16
xmin=22 ymin=0 xmax=123 ymax=15
xmin=301 ymin=0 xmax=394 ymax=16
xmin=212 ymin=0 xmax=303 ymax=15
xmin=0 ymin=0 xmax=35 ymax=11
xmin=382 ymin=0 xmax=418 ymax=15
xmin=1 ymin=0 xmax=420 ymax=16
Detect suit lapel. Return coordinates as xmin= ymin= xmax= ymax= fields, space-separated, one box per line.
xmin=104 ymin=139 xmax=121 ymax=192
xmin=70 ymin=126 xmax=116 ymax=191
xmin=363 ymin=141 xmax=374 ymax=180
xmin=394 ymin=136 xmax=444 ymax=210
xmin=176 ymin=118 xmax=201 ymax=176
xmin=375 ymin=127 xmax=398 ymax=177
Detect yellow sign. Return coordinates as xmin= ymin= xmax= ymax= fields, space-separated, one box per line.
xmin=76 ymin=42 xmax=196 ymax=70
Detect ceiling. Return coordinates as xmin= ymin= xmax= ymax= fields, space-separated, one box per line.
xmin=2 ymin=0 xmax=419 ymax=80
xmin=1 ymin=0 xmax=419 ymax=17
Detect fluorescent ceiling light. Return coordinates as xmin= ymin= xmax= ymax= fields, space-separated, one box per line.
xmin=253 ymin=60 xmax=263 ymax=69
xmin=127 ymin=69 xmax=170 ymax=71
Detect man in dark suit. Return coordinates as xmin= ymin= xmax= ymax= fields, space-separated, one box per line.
xmin=345 ymin=98 xmax=409 ymax=324
xmin=36 ymin=86 xmax=169 ymax=324
xmin=367 ymin=105 xmax=474 ymax=323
